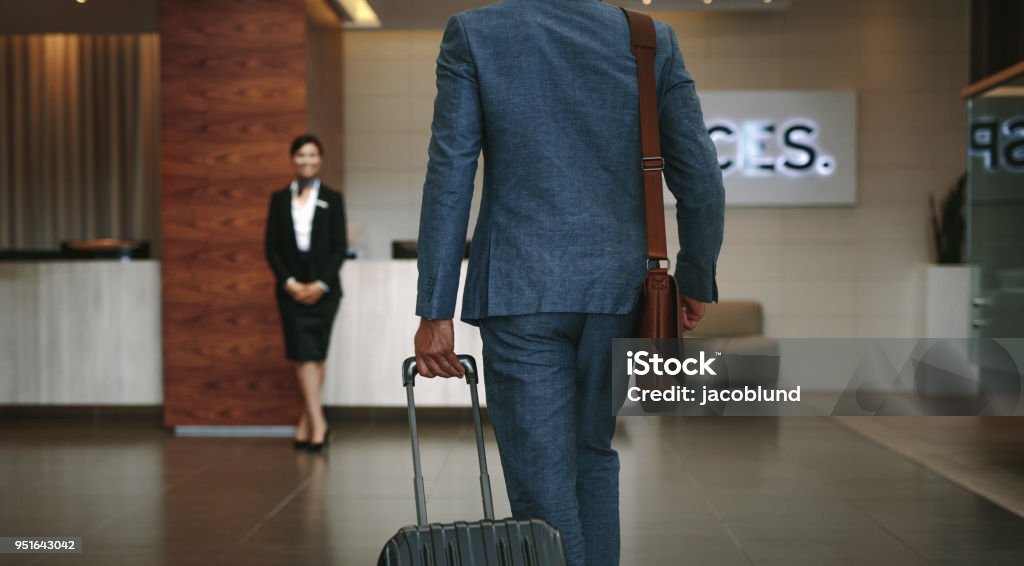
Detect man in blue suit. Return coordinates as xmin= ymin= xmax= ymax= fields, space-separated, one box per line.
xmin=414 ymin=1 xmax=724 ymax=564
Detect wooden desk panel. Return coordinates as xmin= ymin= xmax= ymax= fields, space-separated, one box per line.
xmin=0 ymin=261 xmax=162 ymax=404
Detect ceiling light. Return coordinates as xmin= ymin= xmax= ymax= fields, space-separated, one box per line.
xmin=337 ymin=0 xmax=381 ymax=29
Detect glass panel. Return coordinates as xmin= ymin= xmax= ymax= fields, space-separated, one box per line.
xmin=967 ymin=74 xmax=1024 ymax=342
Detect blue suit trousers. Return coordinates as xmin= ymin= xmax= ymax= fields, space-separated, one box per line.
xmin=479 ymin=306 xmax=640 ymax=566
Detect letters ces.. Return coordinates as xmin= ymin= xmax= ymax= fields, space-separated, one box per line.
xmin=707 ymin=119 xmax=836 ymax=178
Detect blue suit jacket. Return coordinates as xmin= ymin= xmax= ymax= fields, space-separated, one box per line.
xmin=416 ymin=0 xmax=725 ymax=325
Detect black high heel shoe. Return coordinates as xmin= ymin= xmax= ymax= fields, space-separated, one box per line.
xmin=307 ymin=427 xmax=331 ymax=453
xmin=293 ymin=439 xmax=311 ymax=450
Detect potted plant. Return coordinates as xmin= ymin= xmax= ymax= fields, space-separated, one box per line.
xmin=925 ymin=175 xmax=971 ymax=338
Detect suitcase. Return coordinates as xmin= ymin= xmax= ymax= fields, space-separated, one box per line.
xmin=377 ymin=355 xmax=568 ymax=566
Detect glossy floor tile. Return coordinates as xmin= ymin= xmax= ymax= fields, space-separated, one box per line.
xmin=0 ymin=416 xmax=1021 ymax=565
xmin=835 ymin=416 xmax=1024 ymax=518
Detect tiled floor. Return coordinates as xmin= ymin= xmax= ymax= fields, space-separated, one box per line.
xmin=1 ymin=416 xmax=1022 ymax=565
xmin=836 ymin=416 xmax=1024 ymax=518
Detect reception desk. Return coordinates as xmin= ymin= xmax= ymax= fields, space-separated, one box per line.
xmin=0 ymin=260 xmax=162 ymax=404
xmin=0 ymin=260 xmax=482 ymax=407
xmin=324 ymin=261 xmax=484 ymax=407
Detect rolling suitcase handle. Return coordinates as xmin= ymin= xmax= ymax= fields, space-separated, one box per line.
xmin=402 ymin=355 xmax=495 ymax=527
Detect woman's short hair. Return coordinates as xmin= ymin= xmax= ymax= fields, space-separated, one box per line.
xmin=290 ymin=134 xmax=324 ymax=157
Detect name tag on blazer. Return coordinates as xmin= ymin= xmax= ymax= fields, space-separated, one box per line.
xmin=316 ymin=199 xmax=329 ymax=209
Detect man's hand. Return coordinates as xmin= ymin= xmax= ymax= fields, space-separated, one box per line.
xmin=680 ymin=295 xmax=707 ymax=332
xmin=414 ymin=318 xmax=465 ymax=378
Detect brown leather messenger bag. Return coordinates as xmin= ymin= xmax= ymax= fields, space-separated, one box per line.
xmin=624 ymin=8 xmax=683 ymax=341
xmin=624 ymin=8 xmax=685 ymax=413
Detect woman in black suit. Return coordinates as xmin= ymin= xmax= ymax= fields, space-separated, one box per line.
xmin=264 ymin=134 xmax=348 ymax=452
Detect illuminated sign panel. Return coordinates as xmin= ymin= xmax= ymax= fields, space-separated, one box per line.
xmin=708 ymin=119 xmax=835 ymax=178
xmin=970 ymin=115 xmax=1024 ymax=173
xmin=665 ymin=91 xmax=858 ymax=206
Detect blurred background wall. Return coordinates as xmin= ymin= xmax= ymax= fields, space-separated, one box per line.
xmin=337 ymin=0 xmax=971 ymax=339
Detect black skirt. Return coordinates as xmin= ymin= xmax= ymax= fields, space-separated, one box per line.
xmin=276 ymin=253 xmax=341 ymax=362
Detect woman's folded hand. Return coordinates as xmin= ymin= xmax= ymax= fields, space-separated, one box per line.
xmin=298 ymin=283 xmax=324 ymax=305
xmin=286 ymin=282 xmax=323 ymax=305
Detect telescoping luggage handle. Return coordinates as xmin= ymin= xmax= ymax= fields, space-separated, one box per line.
xmin=402 ymin=355 xmax=494 ymax=527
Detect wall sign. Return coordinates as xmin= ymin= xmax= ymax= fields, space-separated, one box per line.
xmin=970 ymin=115 xmax=1024 ymax=173
xmin=665 ymin=91 xmax=858 ymax=207
xmin=967 ymin=96 xmax=1024 ymax=206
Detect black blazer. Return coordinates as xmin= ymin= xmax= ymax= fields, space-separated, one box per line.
xmin=264 ymin=184 xmax=348 ymax=298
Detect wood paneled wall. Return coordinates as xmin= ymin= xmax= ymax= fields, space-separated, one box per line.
xmin=160 ymin=0 xmax=307 ymax=426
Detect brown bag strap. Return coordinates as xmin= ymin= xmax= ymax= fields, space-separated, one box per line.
xmin=622 ymin=8 xmax=669 ymax=265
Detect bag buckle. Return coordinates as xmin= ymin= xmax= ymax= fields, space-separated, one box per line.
xmin=642 ymin=156 xmax=665 ymax=172
xmin=647 ymin=258 xmax=671 ymax=270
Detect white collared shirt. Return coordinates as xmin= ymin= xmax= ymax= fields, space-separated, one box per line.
xmin=286 ymin=178 xmax=330 ymax=294
xmin=290 ymin=178 xmax=320 ymax=252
